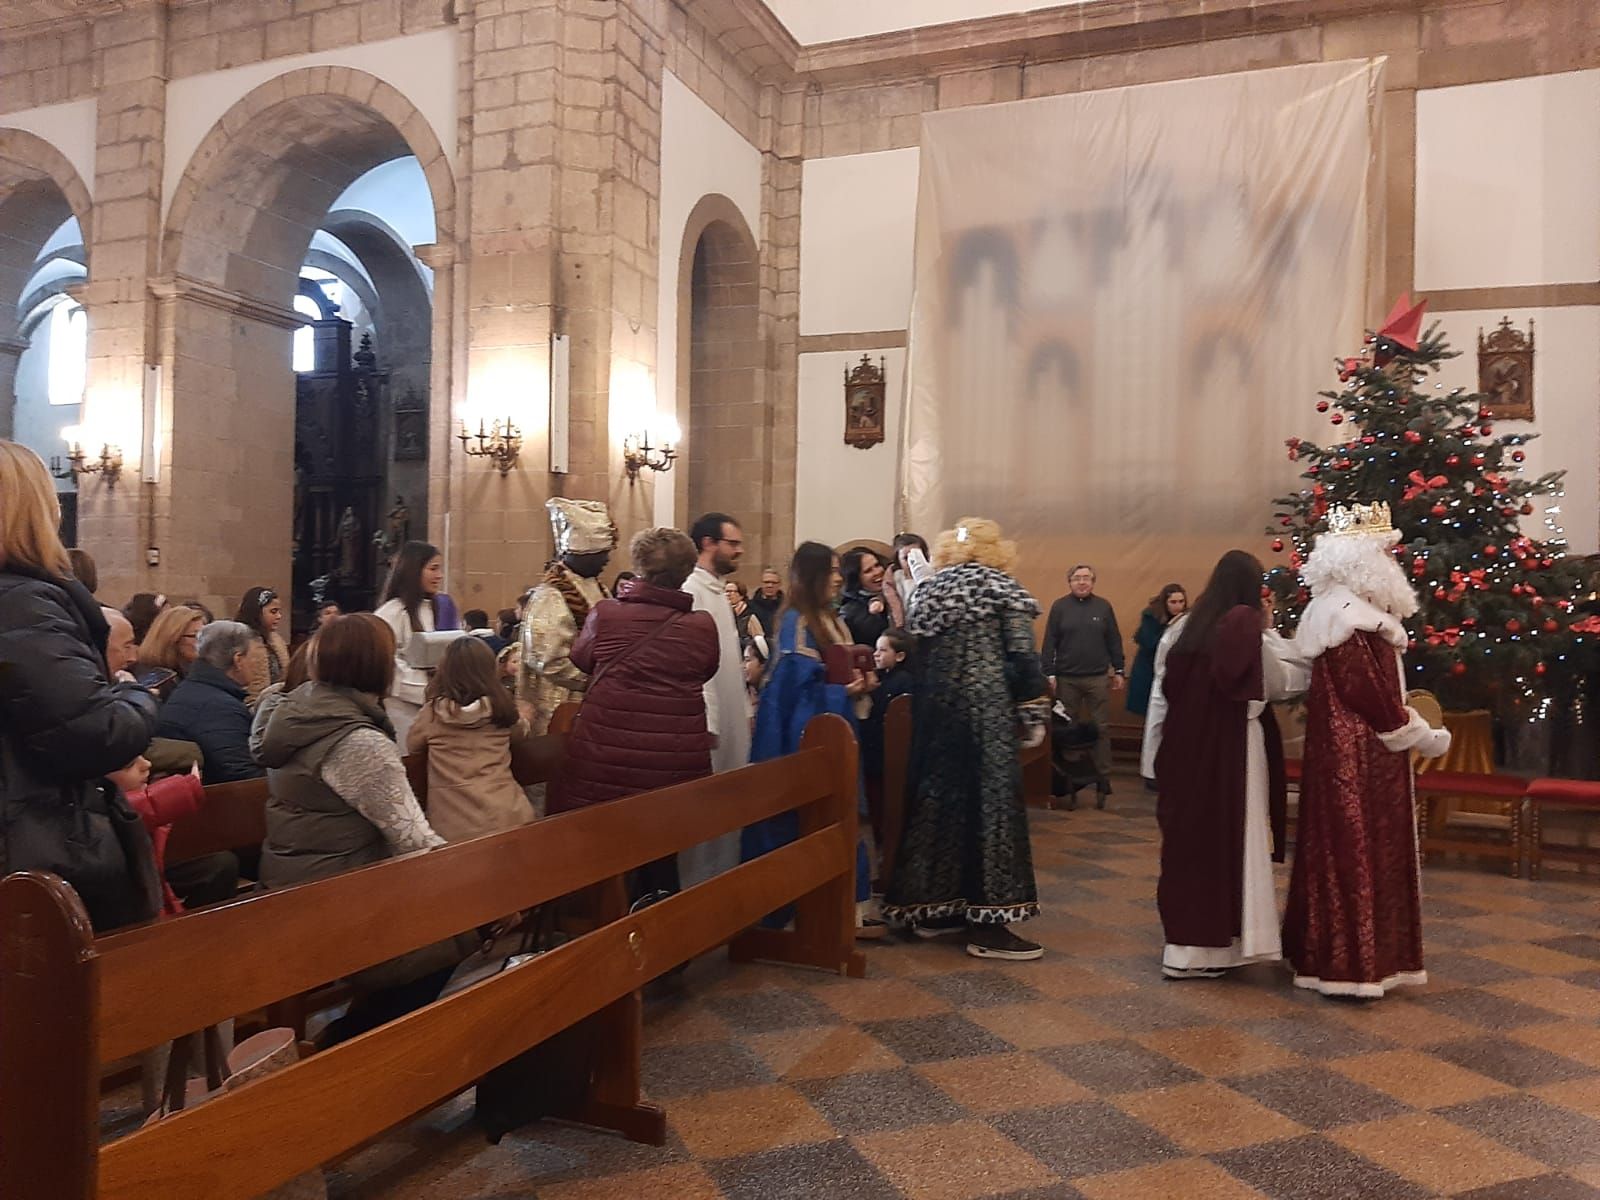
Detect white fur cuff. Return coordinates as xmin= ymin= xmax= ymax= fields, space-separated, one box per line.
xmin=1377 ymin=707 xmax=1434 ymax=753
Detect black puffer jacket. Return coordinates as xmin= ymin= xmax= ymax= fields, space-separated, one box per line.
xmin=0 ymin=565 xmax=161 ymax=930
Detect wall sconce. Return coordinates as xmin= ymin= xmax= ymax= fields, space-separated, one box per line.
xmin=623 ymin=419 xmax=679 ymax=481
xmin=52 ymin=435 xmax=123 ymax=489
xmin=457 ymin=417 xmax=522 ymax=474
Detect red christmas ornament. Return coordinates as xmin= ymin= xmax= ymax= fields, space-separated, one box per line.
xmin=1361 ymin=436 xmax=1376 ymax=445
xmin=1462 ymin=426 xmax=1477 ymax=438
xmin=1558 ymin=599 xmax=1573 ymax=611
xmin=1433 ymin=587 xmax=1447 ymax=599
xmin=1512 ymin=450 xmax=1525 ymax=463
xmin=1478 ymin=407 xmax=1492 ymax=421
xmin=1506 ymin=619 xmax=1522 ymax=633
xmin=1307 ymin=466 xmax=1320 ymax=475
xmin=1535 ymin=662 xmax=1548 ymax=676
xmin=1316 ymin=400 xmax=1330 ymax=413
xmin=1271 ymin=539 xmax=1284 ymax=552
xmin=1544 ymin=619 xmax=1559 ymax=633
xmin=1451 ymin=662 xmax=1467 ymax=677
xmin=1404 ymin=430 xmax=1423 ymax=444
xmin=1411 ymin=559 xmax=1426 ymax=576
xmin=1334 ymin=458 xmax=1352 ymax=469
xmin=1407 ymin=639 xmax=1418 ymax=652
xmin=1481 ymin=424 xmax=1493 ymax=436
xmin=1531 ymin=595 xmax=1544 ymax=608
xmin=1462 ymin=617 xmax=1477 ymax=627
xmin=1542 ymin=558 xmax=1554 ymax=569
xmin=1471 ymin=454 xmax=1486 ymax=467
xmin=1484 ymin=545 xmax=1498 ymax=556
xmin=1330 ymin=414 xmax=1345 ymax=426
xmin=1446 ymin=454 xmax=1461 ymax=466
xmin=1431 ymin=504 xmax=1447 ymax=517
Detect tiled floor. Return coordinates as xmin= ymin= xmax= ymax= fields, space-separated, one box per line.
xmin=330 ymin=785 xmax=1600 ymax=1200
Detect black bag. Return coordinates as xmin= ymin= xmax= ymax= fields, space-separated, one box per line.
xmin=0 ymin=774 xmax=162 ymax=932
xmin=475 ymin=1019 xmax=598 ymax=1144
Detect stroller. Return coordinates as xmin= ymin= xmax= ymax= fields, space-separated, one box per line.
xmin=1050 ymin=701 xmax=1101 ymax=810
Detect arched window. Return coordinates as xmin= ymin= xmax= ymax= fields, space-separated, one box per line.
xmin=47 ymin=299 xmax=87 ymax=406
xmin=292 ymin=293 xmax=323 ymax=372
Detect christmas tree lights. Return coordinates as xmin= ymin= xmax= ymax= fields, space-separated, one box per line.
xmin=1264 ymin=296 xmax=1586 ymax=710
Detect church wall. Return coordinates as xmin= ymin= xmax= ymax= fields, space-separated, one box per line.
xmin=786 ymin=1 xmax=1600 ymax=573
xmin=162 ymin=28 xmax=460 ymax=221
xmin=0 ymin=99 xmax=97 ymax=203
xmin=655 ymin=69 xmax=763 ymax=532
xmin=795 ymin=347 xmax=905 ymax=549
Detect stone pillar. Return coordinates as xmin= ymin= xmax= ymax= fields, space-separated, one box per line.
xmin=78 ymin=2 xmax=168 ymax=602
xmin=757 ymin=85 xmax=805 ymax=569
xmin=0 ymin=333 xmax=28 ymax=441
xmin=150 ymin=277 xmax=300 ymax=617
xmin=456 ymin=0 xmax=665 ymax=609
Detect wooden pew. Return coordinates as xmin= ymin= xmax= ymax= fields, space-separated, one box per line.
xmin=0 ymin=715 xmax=863 ymax=1200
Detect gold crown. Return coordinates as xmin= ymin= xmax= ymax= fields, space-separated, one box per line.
xmin=1324 ymin=501 xmax=1394 ymax=538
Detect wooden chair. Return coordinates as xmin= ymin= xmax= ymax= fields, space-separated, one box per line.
xmin=1408 ymin=691 xmax=1526 ymax=877
xmin=0 ymin=716 xmax=864 ymax=1200
xmin=1524 ymin=778 xmax=1600 ymax=879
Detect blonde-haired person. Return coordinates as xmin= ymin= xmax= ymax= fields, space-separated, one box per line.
xmin=0 ymin=440 xmax=163 ymax=931
xmin=134 ymin=604 xmax=204 ymax=698
xmin=882 ymin=516 xmax=1050 ymax=961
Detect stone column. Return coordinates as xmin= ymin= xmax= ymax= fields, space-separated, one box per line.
xmin=455 ymin=0 xmax=665 ymax=608
xmin=0 ymin=333 xmax=29 ymax=441
xmin=78 ymin=1 xmax=168 ymax=602
xmin=757 ymin=85 xmax=805 ymax=568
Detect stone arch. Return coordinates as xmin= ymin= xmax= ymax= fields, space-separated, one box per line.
xmin=162 ymin=68 xmax=453 ymax=306
xmin=153 ymin=67 xmax=455 ymax=617
xmin=675 ymin=194 xmax=766 ymax=568
xmin=0 ymin=128 xmax=93 ymax=438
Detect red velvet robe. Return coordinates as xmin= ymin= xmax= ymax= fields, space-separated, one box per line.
xmin=1282 ymin=629 xmax=1424 ymax=996
xmin=1154 ymin=606 xmax=1287 ymax=949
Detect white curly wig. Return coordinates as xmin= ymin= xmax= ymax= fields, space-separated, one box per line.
xmin=1300 ymin=529 xmax=1419 ymax=619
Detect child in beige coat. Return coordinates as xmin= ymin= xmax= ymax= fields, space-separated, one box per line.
xmin=406 ymin=637 xmax=534 ymax=842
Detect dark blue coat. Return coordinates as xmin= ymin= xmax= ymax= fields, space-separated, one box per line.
xmin=157 ymin=662 xmax=263 ymax=784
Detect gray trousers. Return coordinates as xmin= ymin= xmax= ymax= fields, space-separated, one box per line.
xmin=1056 ymin=673 xmax=1112 ymax=784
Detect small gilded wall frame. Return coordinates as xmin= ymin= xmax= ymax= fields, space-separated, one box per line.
xmin=843 ymin=354 xmax=886 ymax=450
xmin=1478 ymin=317 xmax=1535 ymax=422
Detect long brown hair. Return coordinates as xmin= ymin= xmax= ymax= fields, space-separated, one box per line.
xmin=1146 ymin=583 xmax=1187 ymax=624
xmin=784 ymin=541 xmax=844 ymax=651
xmin=425 ymin=636 xmax=518 ymax=727
xmin=1172 ymin=551 xmax=1263 ymax=657
xmin=382 ymin=541 xmax=440 ymax=631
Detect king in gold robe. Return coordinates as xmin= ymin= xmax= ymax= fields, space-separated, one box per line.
xmin=519 ymin=497 xmax=616 ymax=734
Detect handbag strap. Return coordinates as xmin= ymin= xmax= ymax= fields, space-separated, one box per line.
xmin=582 ymin=611 xmax=688 ymax=697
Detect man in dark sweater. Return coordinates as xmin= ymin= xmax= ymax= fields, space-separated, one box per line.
xmin=1040 ymin=564 xmax=1124 ymax=804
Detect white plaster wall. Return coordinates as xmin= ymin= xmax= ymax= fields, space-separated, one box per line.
xmin=1415 ymin=70 xmax=1600 ymax=291
xmin=765 ymin=0 xmax=1074 ymax=44
xmin=799 ymin=148 xmax=920 ymax=336
xmin=1429 ymin=306 xmax=1600 ymax=556
xmin=796 ymin=348 xmax=904 ymax=546
xmin=0 ymin=98 xmax=97 ymax=201
xmin=654 ymin=69 xmax=763 ymax=527
xmin=163 ymin=28 xmax=460 ymax=221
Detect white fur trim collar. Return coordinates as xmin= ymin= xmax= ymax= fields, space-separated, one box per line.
xmin=1294 ymin=585 xmax=1409 ymax=659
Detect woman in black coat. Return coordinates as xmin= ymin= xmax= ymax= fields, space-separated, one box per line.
xmin=0 ymin=442 xmax=161 ymax=931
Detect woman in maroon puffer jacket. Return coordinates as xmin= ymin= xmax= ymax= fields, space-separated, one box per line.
xmin=560 ymin=528 xmax=720 ymax=830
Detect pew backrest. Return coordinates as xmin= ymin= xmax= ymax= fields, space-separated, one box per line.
xmin=0 ymin=714 xmax=862 ymax=1200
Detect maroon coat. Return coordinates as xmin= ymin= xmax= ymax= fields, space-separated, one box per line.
xmin=557 ymin=580 xmax=720 ymax=812
xmin=1153 ymin=605 xmax=1286 ymax=948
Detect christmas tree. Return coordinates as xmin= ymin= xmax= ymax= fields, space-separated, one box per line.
xmin=1264 ymin=295 xmax=1586 ymax=712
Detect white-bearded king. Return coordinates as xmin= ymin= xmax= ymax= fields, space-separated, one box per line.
xmin=1282 ymin=501 xmax=1451 ymax=998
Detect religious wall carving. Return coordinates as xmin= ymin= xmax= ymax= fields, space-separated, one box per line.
xmin=844 ymin=354 xmax=886 ymax=449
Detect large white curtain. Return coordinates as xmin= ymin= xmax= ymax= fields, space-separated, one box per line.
xmin=901 ymin=59 xmax=1385 ymax=617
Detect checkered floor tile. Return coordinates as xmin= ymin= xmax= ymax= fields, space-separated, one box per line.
xmin=329 ymin=781 xmax=1600 ymax=1199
